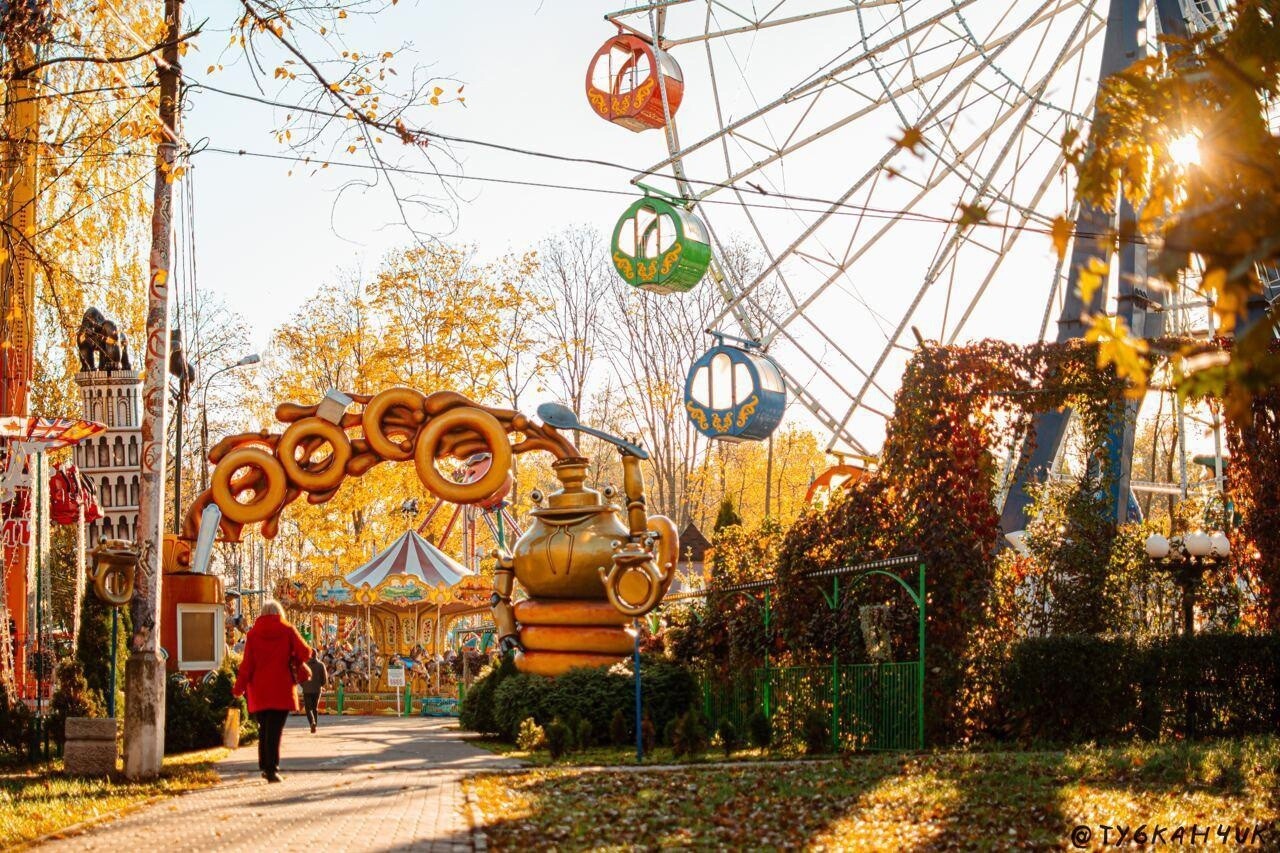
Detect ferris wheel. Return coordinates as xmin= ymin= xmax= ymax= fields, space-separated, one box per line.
xmin=588 ymin=0 xmax=1225 ymax=462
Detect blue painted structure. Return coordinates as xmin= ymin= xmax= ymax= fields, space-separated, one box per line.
xmin=1001 ymin=0 xmax=1201 ymax=535
xmin=684 ymin=332 xmax=786 ymax=442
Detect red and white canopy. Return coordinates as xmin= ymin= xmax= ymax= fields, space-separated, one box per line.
xmin=344 ymin=530 xmax=472 ymax=589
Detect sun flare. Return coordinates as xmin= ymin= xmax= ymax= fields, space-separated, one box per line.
xmin=1168 ymin=133 xmax=1202 ymax=167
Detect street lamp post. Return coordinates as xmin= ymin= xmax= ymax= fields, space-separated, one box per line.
xmin=1144 ymin=530 xmax=1229 ymax=740
xmin=1144 ymin=531 xmax=1231 ymax=637
xmin=199 ymin=354 xmax=260 ymax=493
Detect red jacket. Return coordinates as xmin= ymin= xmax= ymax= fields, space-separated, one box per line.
xmin=233 ymin=613 xmax=312 ymax=713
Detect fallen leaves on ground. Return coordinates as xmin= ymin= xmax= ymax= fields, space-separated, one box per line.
xmin=468 ymin=737 xmax=1279 ymax=851
xmin=0 ymin=748 xmax=226 ymax=846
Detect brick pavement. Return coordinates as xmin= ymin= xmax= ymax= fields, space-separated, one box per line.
xmin=38 ymin=715 xmax=522 ymax=852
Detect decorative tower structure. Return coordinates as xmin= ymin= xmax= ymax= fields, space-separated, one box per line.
xmin=74 ymin=365 xmax=142 ymax=550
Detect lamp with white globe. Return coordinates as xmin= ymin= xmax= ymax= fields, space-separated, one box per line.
xmin=1209 ymin=532 xmax=1231 ymax=558
xmin=1144 ymin=533 xmax=1171 ymax=560
xmin=1143 ymin=529 xmax=1232 ymax=637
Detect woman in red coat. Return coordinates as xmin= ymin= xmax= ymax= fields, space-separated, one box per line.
xmin=233 ymin=599 xmax=311 ymax=782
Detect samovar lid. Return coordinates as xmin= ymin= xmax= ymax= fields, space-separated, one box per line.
xmin=532 ymin=458 xmax=615 ymax=518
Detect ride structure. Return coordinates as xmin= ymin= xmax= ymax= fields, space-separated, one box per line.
xmin=275 ymin=529 xmax=490 ymax=693
xmin=177 ymin=388 xmax=678 ymax=678
xmin=589 ymin=1 xmax=1267 ymax=533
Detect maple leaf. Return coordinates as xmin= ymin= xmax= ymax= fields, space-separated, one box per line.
xmin=1050 ymin=215 xmax=1073 ymax=261
xmin=892 ymin=125 xmax=925 ymax=156
xmin=1076 ymin=256 xmax=1109 ymax=307
xmin=1085 ymin=314 xmax=1150 ymax=396
xmin=956 ymin=201 xmax=989 ymax=231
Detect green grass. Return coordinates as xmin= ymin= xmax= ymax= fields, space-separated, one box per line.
xmin=467 ymin=737 xmax=1280 ymax=851
xmin=0 ymin=748 xmax=226 ymax=847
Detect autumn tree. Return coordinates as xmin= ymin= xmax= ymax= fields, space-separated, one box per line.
xmin=531 ymin=226 xmax=613 ymax=417
xmin=251 ymin=243 xmax=546 ymax=572
xmin=1072 ymin=0 xmax=1279 ymax=400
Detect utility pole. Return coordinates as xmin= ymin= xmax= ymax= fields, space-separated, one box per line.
xmin=125 ymin=0 xmax=183 ymax=780
xmin=0 ymin=2 xmax=44 ymax=696
xmin=169 ymin=325 xmax=191 ymax=534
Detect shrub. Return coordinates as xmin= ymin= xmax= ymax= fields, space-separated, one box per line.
xmin=663 ymin=717 xmax=678 ymax=749
xmin=516 ymin=717 xmax=546 ymax=751
xmin=717 ymin=717 xmax=740 ymax=756
xmin=76 ymin=595 xmax=129 ymax=718
xmin=459 ymin=653 xmax=517 ymax=736
xmin=163 ymin=657 xmax=252 ymax=754
xmin=48 ymin=660 xmax=105 ymax=746
xmin=165 ymin=673 xmax=219 ymax=753
xmin=575 ymin=717 xmax=593 ymax=750
xmin=459 ymin=656 xmax=700 ymax=747
xmin=545 ymin=718 xmax=570 ymax=760
xmin=609 ymin=708 xmax=630 ymax=746
xmin=492 ymin=673 xmax=554 ymax=741
xmin=802 ymin=709 xmax=830 ymax=755
xmin=540 ymin=667 xmax=630 ymax=731
xmin=671 ymin=711 xmax=708 ymax=759
xmin=748 ymin=709 xmax=772 ymax=749
xmin=641 ymin=714 xmax=657 ymax=754
xmin=0 ymin=679 xmax=34 ymax=756
xmin=996 ymin=633 xmax=1280 ymax=743
xmin=997 ymin=635 xmax=1141 ymax=743
xmin=639 ymin=656 xmax=699 ymax=737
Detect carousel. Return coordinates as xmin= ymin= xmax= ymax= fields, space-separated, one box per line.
xmin=275 ymin=529 xmax=490 ymax=694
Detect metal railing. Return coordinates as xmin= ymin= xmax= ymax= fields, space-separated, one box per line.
xmin=703 ymin=661 xmax=922 ymax=752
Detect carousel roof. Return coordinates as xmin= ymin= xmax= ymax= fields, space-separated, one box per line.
xmin=344 ymin=530 xmax=473 ymax=589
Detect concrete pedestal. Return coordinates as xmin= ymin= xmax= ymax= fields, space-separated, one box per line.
xmin=123 ymin=651 xmax=166 ymax=779
xmin=63 ymin=717 xmax=119 ymax=776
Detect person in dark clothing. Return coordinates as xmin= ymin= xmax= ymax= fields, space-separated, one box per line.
xmin=232 ymin=600 xmax=311 ymax=783
xmin=300 ymin=651 xmax=328 ymax=733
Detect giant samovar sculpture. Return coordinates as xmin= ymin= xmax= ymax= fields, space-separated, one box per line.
xmin=175 ymin=389 xmax=677 ymax=675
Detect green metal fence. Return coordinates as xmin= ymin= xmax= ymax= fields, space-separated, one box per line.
xmin=670 ymin=555 xmax=927 ymax=752
xmin=332 ymin=684 xmax=434 ymax=716
xmin=702 ymin=660 xmax=921 ymax=751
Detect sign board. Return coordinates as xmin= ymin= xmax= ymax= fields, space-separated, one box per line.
xmin=386 ymin=665 xmax=406 ymax=688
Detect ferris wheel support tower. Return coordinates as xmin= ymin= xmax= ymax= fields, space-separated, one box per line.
xmin=1001 ymin=0 xmax=1173 ymax=534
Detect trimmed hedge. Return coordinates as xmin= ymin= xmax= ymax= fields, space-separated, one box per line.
xmin=164 ymin=657 xmax=252 ymax=754
xmin=461 ymin=655 xmax=698 ymax=745
xmin=997 ymin=633 xmax=1280 ymax=743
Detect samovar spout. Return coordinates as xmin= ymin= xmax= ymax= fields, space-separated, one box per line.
xmin=599 ymin=453 xmax=678 ymax=617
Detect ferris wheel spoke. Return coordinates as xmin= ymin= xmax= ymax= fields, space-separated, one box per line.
xmin=913 ymin=2 xmax=1101 ymax=222
xmin=697 ymin=193 xmax=899 ymax=415
xmin=743 ymin=43 xmax=1070 ymax=345
xmin=833 ymin=2 xmax=1100 ymax=430
xmin=945 ymin=149 xmax=1069 ymax=343
xmin=639 ymin=0 xmax=985 ymax=179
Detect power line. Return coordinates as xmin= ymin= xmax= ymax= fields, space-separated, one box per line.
xmin=195 ymin=143 xmax=1133 ymax=244
xmin=186 ymin=83 xmax=1158 ymax=245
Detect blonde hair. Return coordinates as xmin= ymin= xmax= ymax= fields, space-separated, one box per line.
xmin=260 ymin=599 xmax=284 ymax=617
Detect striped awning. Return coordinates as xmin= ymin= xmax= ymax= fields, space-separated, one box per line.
xmin=0 ymin=416 xmax=105 ymax=449
xmin=344 ymin=530 xmax=473 ymax=589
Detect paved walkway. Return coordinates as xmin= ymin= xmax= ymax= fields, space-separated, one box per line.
xmin=40 ymin=715 xmax=521 ymax=853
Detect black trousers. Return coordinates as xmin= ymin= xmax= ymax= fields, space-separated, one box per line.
xmin=302 ymin=692 xmax=320 ymax=727
xmin=253 ymin=709 xmax=289 ymax=772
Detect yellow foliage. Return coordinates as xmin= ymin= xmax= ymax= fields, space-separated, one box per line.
xmin=1076 ymin=256 xmax=1110 ymax=307
xmin=5 ymin=0 xmax=165 ymax=417
xmin=1085 ymin=314 xmax=1150 ymax=397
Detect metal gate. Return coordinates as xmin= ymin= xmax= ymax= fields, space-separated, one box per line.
xmin=674 ymin=555 xmax=926 ymax=751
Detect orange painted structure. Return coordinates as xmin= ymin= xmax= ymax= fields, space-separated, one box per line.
xmin=159 ymin=569 xmax=225 ymax=678
xmin=585 ymin=34 xmax=684 ymax=131
xmin=181 ymin=388 xmax=678 ymax=678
